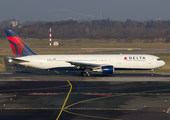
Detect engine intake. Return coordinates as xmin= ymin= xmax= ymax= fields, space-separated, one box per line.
xmin=102 ymin=65 xmax=114 ymax=74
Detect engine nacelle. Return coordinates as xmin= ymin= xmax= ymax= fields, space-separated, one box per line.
xmin=101 ymin=65 xmax=114 ymax=74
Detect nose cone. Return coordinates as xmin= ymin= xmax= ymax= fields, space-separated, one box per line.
xmin=161 ymin=60 xmax=166 ymax=66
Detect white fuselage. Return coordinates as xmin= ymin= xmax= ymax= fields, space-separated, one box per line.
xmin=14 ymin=54 xmax=165 ymax=70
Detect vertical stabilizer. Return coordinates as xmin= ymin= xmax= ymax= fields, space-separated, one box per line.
xmin=5 ymin=30 xmax=37 ymax=57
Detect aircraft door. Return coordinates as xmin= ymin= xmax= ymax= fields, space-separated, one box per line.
xmin=117 ymin=57 xmax=122 ymax=64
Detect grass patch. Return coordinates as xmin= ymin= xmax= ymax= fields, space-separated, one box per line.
xmin=0 ymin=58 xmax=5 ymax=72
xmin=1 ymin=38 xmax=170 ymax=48
xmin=0 ymin=49 xmax=150 ymax=56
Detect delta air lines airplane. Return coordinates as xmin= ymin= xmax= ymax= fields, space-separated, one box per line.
xmin=5 ymin=29 xmax=165 ymax=76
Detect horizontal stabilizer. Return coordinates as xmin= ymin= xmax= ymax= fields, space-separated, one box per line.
xmin=7 ymin=56 xmax=29 ymax=63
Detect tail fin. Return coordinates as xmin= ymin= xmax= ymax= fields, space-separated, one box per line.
xmin=5 ymin=29 xmax=37 ymax=57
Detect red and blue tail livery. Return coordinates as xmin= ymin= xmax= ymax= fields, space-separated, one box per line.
xmin=5 ymin=30 xmax=37 ymax=57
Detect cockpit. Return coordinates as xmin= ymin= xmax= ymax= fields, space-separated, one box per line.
xmin=157 ymin=58 xmax=162 ymax=61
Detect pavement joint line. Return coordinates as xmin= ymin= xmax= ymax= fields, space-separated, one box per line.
xmin=0 ymin=84 xmax=70 ymax=92
xmin=47 ymin=92 xmax=170 ymax=96
xmin=76 ymin=85 xmax=170 ymax=89
xmin=1 ymin=92 xmax=170 ymax=96
xmin=4 ymin=108 xmax=61 ymax=110
xmin=5 ymin=84 xmax=166 ymax=91
xmin=3 ymin=108 xmax=138 ymax=111
xmin=2 ymin=92 xmax=170 ymax=97
xmin=28 ymin=93 xmax=59 ymax=95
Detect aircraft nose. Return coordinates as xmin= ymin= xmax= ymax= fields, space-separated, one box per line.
xmin=162 ymin=60 xmax=165 ymax=66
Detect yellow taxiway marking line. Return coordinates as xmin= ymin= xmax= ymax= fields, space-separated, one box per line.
xmin=56 ymin=80 xmax=72 ymax=120
xmin=138 ymin=88 xmax=170 ymax=94
xmin=63 ymin=110 xmax=121 ymax=120
xmin=63 ymin=87 xmax=170 ymax=120
xmin=65 ymin=88 xmax=170 ymax=109
xmin=54 ymin=70 xmax=60 ymax=74
xmin=65 ymin=94 xmax=121 ymax=109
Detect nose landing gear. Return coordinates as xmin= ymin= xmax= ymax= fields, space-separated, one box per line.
xmin=150 ymin=69 xmax=155 ymax=76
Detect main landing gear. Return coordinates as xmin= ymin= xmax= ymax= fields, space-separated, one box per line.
xmin=150 ymin=69 xmax=155 ymax=76
xmin=81 ymin=68 xmax=91 ymax=77
xmin=81 ymin=72 xmax=91 ymax=77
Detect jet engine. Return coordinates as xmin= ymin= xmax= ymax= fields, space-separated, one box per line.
xmin=93 ymin=65 xmax=114 ymax=74
xmin=101 ymin=65 xmax=114 ymax=74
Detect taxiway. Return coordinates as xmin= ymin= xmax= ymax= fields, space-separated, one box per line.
xmin=0 ymin=78 xmax=170 ymax=120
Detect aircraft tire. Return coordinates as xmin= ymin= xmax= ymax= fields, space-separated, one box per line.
xmin=82 ymin=72 xmax=87 ymax=77
xmin=86 ymin=72 xmax=91 ymax=77
xmin=81 ymin=72 xmax=91 ymax=77
xmin=150 ymin=73 xmax=154 ymax=76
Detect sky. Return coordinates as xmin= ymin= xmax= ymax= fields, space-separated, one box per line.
xmin=0 ymin=0 xmax=170 ymax=23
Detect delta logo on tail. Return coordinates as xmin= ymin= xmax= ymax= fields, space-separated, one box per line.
xmin=5 ymin=30 xmax=36 ymax=57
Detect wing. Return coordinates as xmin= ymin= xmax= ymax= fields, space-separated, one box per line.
xmin=66 ymin=61 xmax=100 ymax=69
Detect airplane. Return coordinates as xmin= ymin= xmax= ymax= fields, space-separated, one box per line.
xmin=5 ymin=29 xmax=165 ymax=76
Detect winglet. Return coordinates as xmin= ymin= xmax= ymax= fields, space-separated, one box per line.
xmin=5 ymin=29 xmax=37 ymax=57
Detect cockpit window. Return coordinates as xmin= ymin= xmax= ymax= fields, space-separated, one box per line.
xmin=157 ymin=58 xmax=162 ymax=61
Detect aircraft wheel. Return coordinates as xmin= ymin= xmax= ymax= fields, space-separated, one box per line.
xmin=82 ymin=72 xmax=91 ymax=77
xmin=86 ymin=72 xmax=91 ymax=77
xmin=150 ymin=69 xmax=155 ymax=76
xmin=150 ymin=73 xmax=154 ymax=76
xmin=82 ymin=72 xmax=87 ymax=77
